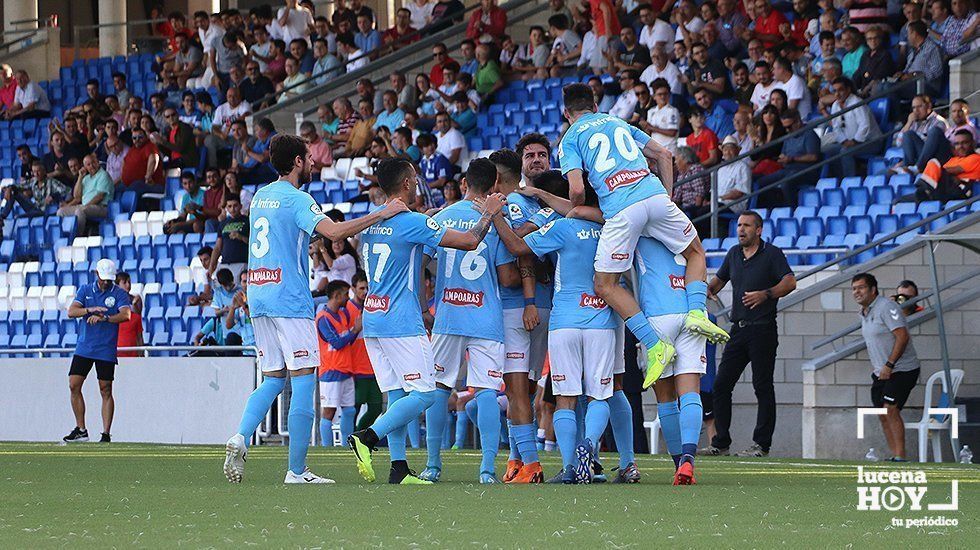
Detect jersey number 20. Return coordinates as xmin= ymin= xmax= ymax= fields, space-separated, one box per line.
xmin=587 ymin=126 xmax=640 ymax=172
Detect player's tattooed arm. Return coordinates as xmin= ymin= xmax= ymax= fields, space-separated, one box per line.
xmin=518 ymin=186 xmax=574 ymax=218
xmin=440 ymin=193 xmax=505 ymax=250
xmin=315 ymin=199 xmax=409 ymax=240
xmin=490 ymin=213 xmax=534 ymax=258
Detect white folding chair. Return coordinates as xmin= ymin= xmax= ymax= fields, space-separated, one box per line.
xmin=906 ymin=369 xmax=965 ymax=463
xmin=644 ymin=419 xmax=662 ymax=455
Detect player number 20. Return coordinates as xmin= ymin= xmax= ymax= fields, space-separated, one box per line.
xmin=362 ymin=242 xmax=392 ymax=283
xmin=251 ymin=217 xmax=270 ymax=258
xmin=443 ymin=242 xmax=487 ymax=281
xmin=587 ymin=126 xmax=640 ymax=172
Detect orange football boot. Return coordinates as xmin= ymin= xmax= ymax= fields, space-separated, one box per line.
xmin=502 ymin=460 xmax=523 ymax=482
xmin=505 ymin=461 xmax=544 ymax=484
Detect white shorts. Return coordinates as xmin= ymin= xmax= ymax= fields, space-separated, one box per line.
xmin=503 ymin=308 xmax=551 ymax=378
xmin=595 ymin=194 xmax=696 ymax=274
xmin=432 ymin=333 xmax=505 ymax=391
xmin=548 ymin=328 xmax=616 ymax=400
xmin=253 ymin=317 xmax=320 ymax=373
xmin=613 ymin=319 xmax=626 ymax=375
xmin=648 ymin=313 xmax=707 ymax=379
xmin=364 ymin=335 xmax=436 ymax=393
xmin=319 ymin=378 xmax=355 ymax=408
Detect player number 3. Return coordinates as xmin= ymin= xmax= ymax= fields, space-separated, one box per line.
xmin=251 ymin=217 xmax=270 ymax=258
xmin=587 ymin=126 xmax=640 ymax=172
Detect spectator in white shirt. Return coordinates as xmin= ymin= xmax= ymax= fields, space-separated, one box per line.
xmin=277 ymin=0 xmax=315 ymax=46
xmin=717 ymin=135 xmax=751 ymax=213
xmin=639 ymin=44 xmax=682 ymax=95
xmin=608 ymin=70 xmax=640 ymax=120
xmin=772 ymin=57 xmax=811 ymax=120
xmin=638 ymin=5 xmax=674 ymax=53
xmin=644 ymin=79 xmax=680 ymax=153
xmin=823 ymin=77 xmax=880 ymax=178
xmin=338 ymin=34 xmax=368 ymax=73
xmin=4 ymin=70 xmax=51 ymax=120
xmin=104 ymin=136 xmax=129 ymax=184
xmin=434 ymin=111 xmax=467 ymax=168
xmin=749 ymin=61 xmax=778 ymax=113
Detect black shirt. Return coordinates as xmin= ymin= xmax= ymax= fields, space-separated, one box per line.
xmin=218 ymin=215 xmax=250 ymax=264
xmin=717 ymin=241 xmax=793 ymax=324
xmin=239 ymin=76 xmax=275 ymax=110
xmin=43 ymin=151 xmax=73 ymax=187
xmin=692 ymin=58 xmax=729 ymax=94
xmin=617 ymin=44 xmax=651 ymax=68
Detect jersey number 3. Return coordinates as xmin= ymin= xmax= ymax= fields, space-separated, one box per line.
xmin=587 ymin=127 xmax=640 ymax=172
xmin=251 ymin=217 xmax=270 ymax=258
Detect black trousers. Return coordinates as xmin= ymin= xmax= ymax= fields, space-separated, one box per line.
xmin=710 ymin=322 xmax=778 ymax=451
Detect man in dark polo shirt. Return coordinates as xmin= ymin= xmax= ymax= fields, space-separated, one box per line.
xmin=702 ymin=211 xmax=797 ymax=457
xmin=63 ymin=259 xmax=132 ymax=443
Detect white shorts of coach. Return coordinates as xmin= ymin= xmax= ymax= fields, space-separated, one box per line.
xmin=502 ymin=307 xmax=551 ymax=379
xmin=432 ymin=333 xmax=505 ymax=390
xmin=648 ymin=313 xmax=707 ymax=379
xmin=319 ymin=378 xmax=355 ymax=409
xmin=253 ymin=317 xmax=321 ymax=373
xmin=594 ymin=193 xmax=696 ymax=274
xmin=364 ymin=335 xmax=437 ymax=393
xmin=548 ymin=328 xmax=617 ymax=400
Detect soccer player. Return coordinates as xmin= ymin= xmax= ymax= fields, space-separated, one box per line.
xmin=420 ymin=158 xmax=522 ymax=484
xmin=488 ymin=146 xmax=547 ymax=483
xmin=315 ymin=280 xmax=359 ymax=447
xmin=347 ymin=158 xmax=505 ymax=485
xmin=558 ymin=82 xmax=728 ymax=389
xmin=635 ymin=236 xmax=707 ymax=485
xmin=223 ymin=134 xmax=409 ymax=485
xmin=348 ymin=272 xmax=382 ymax=431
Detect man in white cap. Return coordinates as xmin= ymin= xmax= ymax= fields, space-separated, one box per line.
xmin=716 ymin=135 xmax=751 ymax=214
xmin=63 ymin=259 xmax=132 ymax=444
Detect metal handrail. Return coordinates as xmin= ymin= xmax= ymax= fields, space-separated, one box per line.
xmin=711 ymin=195 xmax=980 ymax=321
xmin=0 ymin=29 xmax=46 ymax=56
xmin=72 ymin=18 xmax=167 ymax=59
xmin=810 ymin=265 xmax=980 ymax=351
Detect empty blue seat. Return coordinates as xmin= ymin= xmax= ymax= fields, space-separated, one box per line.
xmin=776 ymin=218 xmax=798 ymax=237
xmin=822 ymin=188 xmax=845 ymax=207
xmin=871 ymin=185 xmax=894 ymax=204
xmin=801 ymin=217 xmax=824 ymax=236
xmin=826 ymin=216 xmax=848 ymax=235
xmin=840 ymin=177 xmax=862 ymax=190
xmin=846 ymin=187 xmax=870 ymax=206
xmin=815 ymin=178 xmax=837 ymax=192
xmin=916 ymin=201 xmax=941 ymax=218
xmin=850 ymin=216 xmax=874 ymax=236
xmin=889 ymin=173 xmax=912 ymax=190
xmin=817 ymin=205 xmax=841 ymax=219
xmin=799 ymin=188 xmax=820 ymax=207
xmin=899 ymin=213 xmax=924 ymax=231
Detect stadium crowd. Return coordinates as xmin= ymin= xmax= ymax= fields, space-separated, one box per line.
xmin=1 ymin=0 xmax=977 ymax=464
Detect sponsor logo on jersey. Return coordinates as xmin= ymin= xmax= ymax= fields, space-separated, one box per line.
xmin=538 ymin=221 xmax=555 ymax=235
xmin=293 ymin=350 xmax=309 ymax=358
xmin=364 ymin=294 xmax=391 ymax=312
xmin=576 ymin=227 xmax=602 ymax=240
xmin=579 ymin=293 xmax=608 ymax=309
xmin=442 ymin=288 xmax=485 ymax=307
xmin=683 ymin=223 xmax=693 ymax=236
xmin=252 ymin=198 xmax=281 ymax=209
xmin=669 ymin=274 xmax=686 ymax=290
xmin=552 ymin=374 xmax=566 ymax=382
xmin=600 ymin=377 xmax=611 ymax=385
xmin=104 ymin=296 xmax=116 ymax=308
xmin=248 ymin=267 xmax=283 ymax=285
xmin=310 ymin=203 xmax=323 ymax=216
xmin=605 ymin=168 xmax=649 ymax=191
xmin=611 ymin=252 xmax=630 ymax=261
xmin=404 ymin=373 xmax=421 ymax=381
xmin=488 ymin=369 xmax=503 ymax=378
xmin=508 ymin=203 xmax=523 ymax=221
xmin=426 ymin=217 xmax=441 ymax=231
xmin=506 ymin=352 xmax=525 ymax=359
xmin=366 ymin=225 xmax=394 ymax=235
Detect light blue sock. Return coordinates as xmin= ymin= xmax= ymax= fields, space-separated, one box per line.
xmin=455 ymin=409 xmax=469 ymax=448
xmin=507 ymin=419 xmax=521 ymax=461
xmin=465 ymin=397 xmax=478 ymax=423
xmin=237 ymin=376 xmax=286 ymax=445
xmin=679 ymin=392 xmax=703 ymax=459
xmin=513 ymin=423 xmax=540 ymax=464
xmin=585 ymin=399 xmax=610 ymax=445
xmin=443 ymin=410 xmax=454 ymax=449
xmin=625 ymin=313 xmax=660 ymax=350
xmin=425 ymin=388 xmax=452 ymax=469
xmin=575 ymin=395 xmax=587 ymax=442
xmin=657 ymin=400 xmax=682 ymax=462
xmin=371 ymin=389 xmax=436 ymax=439
xmin=686 ymin=280 xmax=707 ymax=312
xmin=408 ymin=416 xmax=421 ymax=448
xmin=287 ymin=374 xmax=315 ymax=475
xmin=553 ymin=409 xmax=577 ymax=468
xmin=339 ymin=406 xmax=356 ymax=446
xmin=381 ymin=389 xmax=408 ymax=461
xmin=320 ymin=414 xmax=333 ymax=447
xmin=476 ymin=389 xmax=501 ymax=474
xmin=608 ymin=390 xmax=635 ymax=468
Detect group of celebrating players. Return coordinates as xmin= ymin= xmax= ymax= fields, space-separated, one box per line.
xmin=222 ymin=83 xmax=731 ymax=486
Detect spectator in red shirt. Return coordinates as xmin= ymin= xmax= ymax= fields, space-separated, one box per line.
xmin=0 ymin=64 xmax=16 ymax=111
xmin=200 ymin=168 xmax=225 ymax=233
xmin=120 ymin=127 xmax=164 ymax=203
xmin=747 ymin=0 xmax=789 ymax=48
xmin=383 ymin=8 xmax=419 ymax=52
xmin=115 ymin=272 xmax=144 ymax=358
xmin=429 ymin=43 xmax=454 ymax=88
xmin=686 ymin=109 xmax=721 ymax=167
xmin=466 ymin=0 xmax=508 ymax=44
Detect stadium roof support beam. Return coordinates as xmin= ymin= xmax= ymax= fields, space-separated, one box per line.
xmin=98 ymin=0 xmax=127 ymax=58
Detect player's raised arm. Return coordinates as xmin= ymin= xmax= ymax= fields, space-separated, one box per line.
xmin=314 ymin=199 xmax=408 ymax=241
xmin=491 ymin=211 xmax=534 ymax=258
xmin=567 ymin=205 xmax=605 ymax=224
xmin=566 ymin=169 xmax=586 ymax=207
xmin=437 ymin=193 xmax=506 ymax=251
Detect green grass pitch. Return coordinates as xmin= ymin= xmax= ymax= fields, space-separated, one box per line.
xmin=1 ymin=443 xmax=977 ymax=547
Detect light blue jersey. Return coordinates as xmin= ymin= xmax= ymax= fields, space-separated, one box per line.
xmin=558 ymin=112 xmax=667 ymax=218
xmin=246 ymin=180 xmax=327 ymax=319
xmin=500 ymin=191 xmax=553 ymax=310
xmin=528 ymin=207 xmax=561 ymax=230
xmin=524 ymin=219 xmax=615 ymax=330
xmin=430 ymin=200 xmax=514 ymax=342
xmin=635 ymin=237 xmax=689 ymax=317
xmin=360 ymin=211 xmax=447 ymax=338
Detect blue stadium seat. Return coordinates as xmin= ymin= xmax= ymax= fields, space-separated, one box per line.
xmin=840 ymin=177 xmax=862 ymax=190
xmin=863 ymin=175 xmax=886 ymax=188
xmin=801 ymin=216 xmax=824 ymax=236
xmin=871 ymin=185 xmax=894 ymax=204
xmin=817 ymin=205 xmax=841 ymax=219
xmin=842 ymin=205 xmax=866 ymax=218
xmin=826 ymin=216 xmax=848 ymax=235
xmin=850 ymin=216 xmax=874 ymax=236
xmin=846 ymin=187 xmax=870 ymax=206
xmin=899 ymin=213 xmax=923 ymax=231
xmin=888 ymin=173 xmax=912 ymax=190
xmin=798 ymin=188 xmax=820 ymax=207
xmin=815 ymin=178 xmax=837 ymax=192
xmin=846 ymin=233 xmax=874 ymax=263
xmin=822 ymin=188 xmax=844 ymax=207
xmin=916 ymin=201 xmax=941 ymax=219
xmin=869 ymin=98 xmax=890 ymax=131
xmin=776 ymin=218 xmax=799 ymax=238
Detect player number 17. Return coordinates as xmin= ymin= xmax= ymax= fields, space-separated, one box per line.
xmin=362 ymin=242 xmax=391 ymax=283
